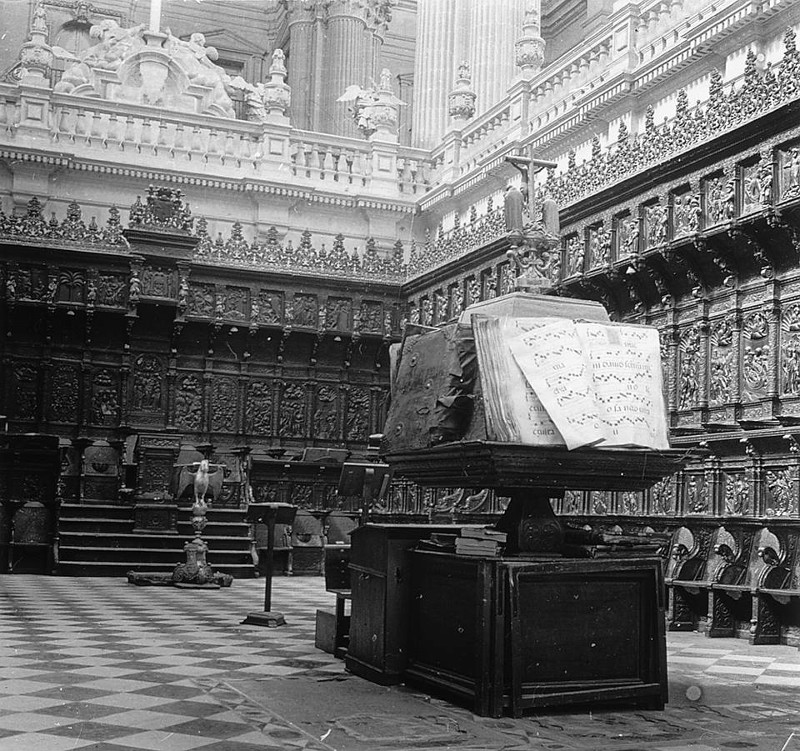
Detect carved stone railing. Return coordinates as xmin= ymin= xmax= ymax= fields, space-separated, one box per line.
xmin=0 ymin=197 xmax=127 ymax=250
xmin=194 ymin=220 xmax=407 ymax=284
xmin=541 ymin=36 xmax=800 ymax=210
xmin=0 ymin=86 xmax=432 ymax=203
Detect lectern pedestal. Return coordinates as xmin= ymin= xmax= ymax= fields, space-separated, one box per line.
xmin=241 ymin=503 xmax=297 ymax=627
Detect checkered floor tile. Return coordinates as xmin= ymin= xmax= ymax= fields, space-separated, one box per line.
xmin=3 ymin=574 xmax=800 ymax=750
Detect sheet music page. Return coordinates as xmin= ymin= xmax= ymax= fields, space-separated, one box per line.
xmin=472 ymin=316 xmax=565 ymax=446
xmin=507 ymin=320 xmax=605 ymax=450
xmin=575 ymin=321 xmax=670 ymax=449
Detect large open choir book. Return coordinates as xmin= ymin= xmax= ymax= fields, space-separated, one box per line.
xmin=472 ymin=316 xmax=669 ymax=451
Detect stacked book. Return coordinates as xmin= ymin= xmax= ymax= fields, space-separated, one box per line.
xmin=455 ymin=526 xmax=507 ymax=557
xmin=562 ymin=526 xmax=669 ymax=558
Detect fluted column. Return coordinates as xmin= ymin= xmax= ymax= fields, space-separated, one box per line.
xmin=286 ymin=6 xmax=317 ymax=130
xmin=412 ymin=0 xmax=460 ymax=149
xmin=469 ymin=0 xmax=526 ymax=113
xmin=320 ymin=2 xmax=366 ymax=137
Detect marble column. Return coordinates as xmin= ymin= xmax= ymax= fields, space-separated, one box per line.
xmin=287 ymin=6 xmax=317 ymax=130
xmin=319 ymin=2 xmax=367 ymax=137
xmin=469 ymin=0 xmax=527 ymax=114
xmin=411 ymin=0 xmax=460 ymax=149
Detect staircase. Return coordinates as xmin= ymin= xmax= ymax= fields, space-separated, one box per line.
xmin=56 ymin=503 xmax=256 ymax=578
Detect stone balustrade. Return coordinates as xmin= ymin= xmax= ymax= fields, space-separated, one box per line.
xmin=0 ymin=86 xmax=431 ymax=204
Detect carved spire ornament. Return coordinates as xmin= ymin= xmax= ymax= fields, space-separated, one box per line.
xmin=515 ymin=1 xmax=545 ymax=77
xmin=447 ymin=61 xmax=476 ymax=123
xmin=18 ymin=3 xmax=53 ymax=84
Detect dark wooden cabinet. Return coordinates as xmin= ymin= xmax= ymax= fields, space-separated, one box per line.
xmin=405 ymin=551 xmax=667 ymax=717
xmin=345 ymin=523 xmax=462 ymax=684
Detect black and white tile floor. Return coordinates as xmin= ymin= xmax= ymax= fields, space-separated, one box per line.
xmin=2 ymin=574 xmax=800 ymax=751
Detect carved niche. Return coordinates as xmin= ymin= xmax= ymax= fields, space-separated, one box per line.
xmin=293 ymin=294 xmax=318 ymax=327
xmin=131 ymin=354 xmax=164 ymax=413
xmin=742 ymin=311 xmax=770 ymax=402
xmin=210 ymin=377 xmax=238 ymax=433
xmin=765 ymin=467 xmax=797 ymax=517
xmin=187 ymin=283 xmax=215 ymax=316
xmin=279 ymin=383 xmax=307 ymax=438
xmin=672 ymin=191 xmax=701 ymax=237
xmin=780 ymin=146 xmax=800 ymax=201
xmin=245 ymin=381 xmax=273 ymax=435
xmin=723 ymin=471 xmax=750 ymax=515
xmin=588 ymin=223 xmax=611 ymax=269
xmin=17 ymin=265 xmax=48 ymax=301
xmin=255 ymin=290 xmax=283 ymax=324
xmin=326 ymin=297 xmax=352 ymax=330
xmin=781 ymin=304 xmax=800 ymax=395
xmin=742 ymin=158 xmax=770 ymax=214
xmin=313 ymin=384 xmax=339 ymax=441
xmin=709 ymin=317 xmax=734 ymax=406
xmin=644 ymin=203 xmax=667 ymax=247
xmin=10 ymin=363 xmax=38 ymax=420
xmin=92 ymin=369 xmax=119 ymax=425
xmin=359 ymin=301 xmax=383 ymax=333
xmin=224 ymin=286 xmax=248 ymax=320
xmin=345 ymin=386 xmax=370 ymax=442
xmin=705 ymin=174 xmax=735 ymax=225
xmin=175 ymin=374 xmax=203 ymax=431
xmin=650 ymin=476 xmax=674 ymax=515
xmin=57 ymin=270 xmax=85 ymax=304
xmin=685 ymin=472 xmax=709 ymax=514
xmin=616 ymin=213 xmax=639 ymax=259
xmin=141 ymin=266 xmax=176 ymax=298
xmin=47 ymin=363 xmax=80 ymax=423
xmin=678 ymin=326 xmax=702 ymax=410
xmin=564 ymin=235 xmax=584 ymax=277
xmin=95 ymin=273 xmax=127 ymax=307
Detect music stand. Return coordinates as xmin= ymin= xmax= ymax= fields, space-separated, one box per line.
xmin=338 ymin=460 xmax=392 ymax=525
xmin=241 ymin=503 xmax=297 ymax=627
